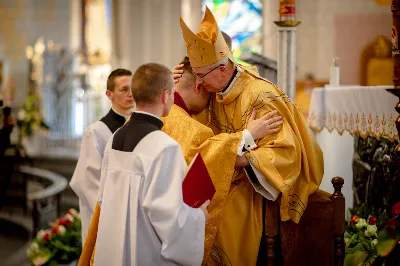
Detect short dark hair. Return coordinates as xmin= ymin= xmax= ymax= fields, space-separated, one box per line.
xmin=107 ymin=68 xmax=132 ymax=91
xmin=221 ymin=31 xmax=232 ymax=51
xmin=131 ymin=63 xmax=173 ymax=105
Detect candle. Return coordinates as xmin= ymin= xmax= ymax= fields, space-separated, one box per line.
xmin=279 ymin=0 xmax=296 ymax=21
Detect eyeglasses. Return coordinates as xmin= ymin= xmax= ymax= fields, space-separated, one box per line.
xmin=192 ymin=64 xmax=224 ymax=82
xmin=117 ymin=87 xmax=131 ymax=95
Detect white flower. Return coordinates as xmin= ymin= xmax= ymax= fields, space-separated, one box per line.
xmin=371 ymin=239 xmax=378 ymax=249
xmin=31 ymin=242 xmax=39 ymax=252
xmin=65 ymin=213 xmax=74 ymax=222
xmin=36 ymin=230 xmax=46 ymax=241
xmin=58 ymin=225 xmax=66 ymax=235
xmin=18 ymin=110 xmax=27 ymax=120
xmin=32 ymin=254 xmax=51 ymax=266
xmin=27 ymin=242 xmax=40 ymax=257
xmin=365 ymin=224 xmax=377 ymax=237
xmin=355 ymin=218 xmax=368 ymax=230
xmin=68 ymin=208 xmax=79 ymax=218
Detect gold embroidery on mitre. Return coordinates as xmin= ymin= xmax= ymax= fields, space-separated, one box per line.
xmin=180 ymin=6 xmax=234 ymax=68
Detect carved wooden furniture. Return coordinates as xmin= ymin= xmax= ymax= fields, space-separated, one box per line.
xmin=360 ymin=35 xmax=392 ymax=86
xmin=264 ymin=177 xmax=345 ymax=266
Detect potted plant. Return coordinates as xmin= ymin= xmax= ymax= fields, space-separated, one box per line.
xmin=17 ymin=95 xmax=49 ymax=155
xmin=27 ymin=209 xmax=82 ymax=266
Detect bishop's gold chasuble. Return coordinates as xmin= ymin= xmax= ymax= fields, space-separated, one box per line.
xmin=181 ymin=7 xmax=323 ymax=266
xmin=202 ymin=66 xmax=324 ymax=265
xmin=162 ymin=104 xmax=242 ymax=265
xmin=179 ymin=7 xmax=324 ymax=265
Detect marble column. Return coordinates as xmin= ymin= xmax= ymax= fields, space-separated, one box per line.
xmin=274 ymin=0 xmax=300 ymax=100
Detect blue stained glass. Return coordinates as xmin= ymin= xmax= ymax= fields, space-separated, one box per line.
xmin=203 ymin=0 xmax=263 ymax=64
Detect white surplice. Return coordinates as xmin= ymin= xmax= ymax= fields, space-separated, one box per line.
xmin=95 ymin=130 xmax=205 ymax=266
xmin=70 ymin=121 xmax=111 ymax=243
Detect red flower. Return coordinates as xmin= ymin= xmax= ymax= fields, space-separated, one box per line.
xmin=350 ymin=214 xmax=359 ymax=225
xmin=43 ymin=232 xmax=51 ymax=241
xmin=51 ymin=226 xmax=59 ymax=234
xmin=392 ymin=201 xmax=400 ymax=216
xmin=369 ymin=216 xmax=378 ymax=225
xmin=58 ymin=218 xmax=72 ymax=227
xmin=386 ymin=218 xmax=399 ymax=229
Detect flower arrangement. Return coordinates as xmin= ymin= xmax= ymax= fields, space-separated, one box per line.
xmin=17 ymin=95 xmax=49 ymax=137
xmin=27 ymin=209 xmax=82 ymax=266
xmin=344 ymin=201 xmax=400 ymax=266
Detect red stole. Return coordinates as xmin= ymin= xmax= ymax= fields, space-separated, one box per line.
xmin=174 ymin=92 xmax=192 ymax=116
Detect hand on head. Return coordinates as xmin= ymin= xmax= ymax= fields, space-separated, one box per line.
xmin=173 ymin=64 xmax=184 ymax=84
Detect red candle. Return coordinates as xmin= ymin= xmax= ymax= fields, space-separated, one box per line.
xmin=279 ymin=0 xmax=296 ymax=21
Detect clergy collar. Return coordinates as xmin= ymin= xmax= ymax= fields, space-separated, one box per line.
xmin=173 ymin=91 xmax=192 ymax=116
xmin=218 ymin=66 xmax=242 ymax=97
xmin=112 ymin=107 xmax=131 ymax=120
xmin=131 ymin=111 xmax=164 ymax=129
xmin=108 ymin=108 xmax=127 ymax=123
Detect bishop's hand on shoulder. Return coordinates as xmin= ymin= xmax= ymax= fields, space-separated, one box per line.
xmin=199 ymin=200 xmax=210 ymax=223
xmin=247 ymin=109 xmax=283 ymax=140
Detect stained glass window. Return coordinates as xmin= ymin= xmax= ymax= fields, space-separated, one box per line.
xmin=203 ymin=0 xmax=263 ymax=65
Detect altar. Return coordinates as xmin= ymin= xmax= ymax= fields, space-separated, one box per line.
xmin=307 ymin=85 xmax=398 ymax=210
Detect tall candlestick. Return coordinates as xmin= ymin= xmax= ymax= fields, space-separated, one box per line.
xmin=274 ymin=0 xmax=300 ymax=100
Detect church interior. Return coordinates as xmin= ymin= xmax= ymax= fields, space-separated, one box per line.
xmin=0 ymin=0 xmax=399 ymax=265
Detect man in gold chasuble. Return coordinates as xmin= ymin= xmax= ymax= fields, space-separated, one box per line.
xmin=162 ymin=56 xmax=283 ymax=265
xmin=179 ymin=7 xmax=324 ymax=265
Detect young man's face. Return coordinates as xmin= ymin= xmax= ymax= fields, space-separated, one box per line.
xmin=189 ymin=84 xmax=210 ymax=113
xmin=108 ymin=75 xmax=135 ymax=110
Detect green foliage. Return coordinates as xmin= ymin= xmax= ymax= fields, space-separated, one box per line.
xmin=17 ymin=95 xmax=50 ymax=137
xmin=345 ymin=202 xmax=400 ymax=265
xmin=27 ymin=209 xmax=81 ymax=266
